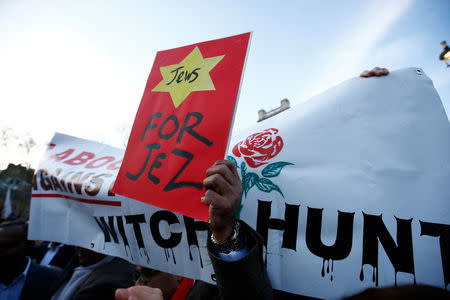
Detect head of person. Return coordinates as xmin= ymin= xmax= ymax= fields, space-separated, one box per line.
xmin=50 ymin=241 xmax=61 ymax=250
xmin=76 ymin=247 xmax=106 ymax=266
xmin=134 ymin=265 xmax=183 ymax=300
xmin=0 ymin=220 xmax=30 ymax=283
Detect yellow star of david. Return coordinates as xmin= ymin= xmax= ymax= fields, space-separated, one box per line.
xmin=152 ymin=47 xmax=225 ymax=108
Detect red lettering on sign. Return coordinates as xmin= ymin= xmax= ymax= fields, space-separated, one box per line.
xmin=51 ymin=149 xmax=75 ymax=162
xmin=63 ymin=152 xmax=95 ymax=165
xmin=106 ymin=159 xmax=122 ymax=170
xmin=86 ymin=156 xmax=116 ymax=169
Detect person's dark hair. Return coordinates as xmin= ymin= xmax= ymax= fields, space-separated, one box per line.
xmin=134 ymin=267 xmax=160 ymax=285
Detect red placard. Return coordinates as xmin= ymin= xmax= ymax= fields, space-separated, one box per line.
xmin=113 ymin=33 xmax=251 ymax=221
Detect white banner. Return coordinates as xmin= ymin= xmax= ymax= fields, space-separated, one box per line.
xmin=29 ymin=68 xmax=450 ymax=299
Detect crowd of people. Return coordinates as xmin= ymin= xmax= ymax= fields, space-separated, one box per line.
xmin=1 ymin=68 xmax=449 ymax=300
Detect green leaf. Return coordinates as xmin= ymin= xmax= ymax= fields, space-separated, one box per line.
xmin=236 ymin=203 xmax=244 ymax=219
xmin=242 ymin=172 xmax=259 ymax=197
xmin=236 ymin=194 xmax=243 ymax=219
xmin=256 ymin=178 xmax=284 ymax=197
xmin=261 ymin=161 xmax=293 ymax=178
xmin=227 ymin=155 xmax=238 ymax=170
xmin=240 ymin=161 xmax=247 ymax=178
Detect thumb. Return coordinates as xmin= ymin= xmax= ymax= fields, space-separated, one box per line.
xmin=115 ymin=288 xmax=130 ymax=300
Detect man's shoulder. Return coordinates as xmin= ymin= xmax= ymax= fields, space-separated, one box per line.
xmin=93 ymin=257 xmax=135 ymax=274
xmin=28 ymin=261 xmax=62 ymax=280
xmin=81 ymin=257 xmax=135 ymax=287
xmin=20 ymin=262 xmax=62 ymax=300
xmin=71 ymin=257 xmax=135 ymax=300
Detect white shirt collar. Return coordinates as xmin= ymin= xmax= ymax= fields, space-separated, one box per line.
xmin=22 ymin=257 xmax=32 ymax=278
xmin=47 ymin=242 xmax=64 ymax=250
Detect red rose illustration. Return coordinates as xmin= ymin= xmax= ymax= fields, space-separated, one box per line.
xmin=232 ymin=128 xmax=284 ymax=168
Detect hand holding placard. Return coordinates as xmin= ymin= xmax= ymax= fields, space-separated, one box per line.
xmin=202 ymin=160 xmax=242 ymax=242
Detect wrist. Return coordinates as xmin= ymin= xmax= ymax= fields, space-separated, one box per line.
xmin=209 ymin=222 xmax=246 ymax=254
xmin=212 ymin=226 xmax=234 ymax=243
xmin=211 ymin=217 xmax=236 ymax=242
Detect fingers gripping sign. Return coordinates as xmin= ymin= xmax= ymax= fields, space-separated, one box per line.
xmin=115 ymin=286 xmax=163 ymax=300
xmin=360 ymin=67 xmax=389 ymax=78
xmin=202 ymin=160 xmax=242 ymax=242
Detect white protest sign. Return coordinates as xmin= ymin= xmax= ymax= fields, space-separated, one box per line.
xmin=29 ymin=68 xmax=450 ymax=298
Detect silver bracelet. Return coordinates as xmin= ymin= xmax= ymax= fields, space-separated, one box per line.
xmin=210 ymin=222 xmax=244 ymax=253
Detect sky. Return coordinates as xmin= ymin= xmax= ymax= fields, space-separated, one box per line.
xmin=0 ymin=0 xmax=449 ymax=169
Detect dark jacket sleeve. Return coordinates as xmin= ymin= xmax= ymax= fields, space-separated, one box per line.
xmin=71 ymin=257 xmax=135 ymax=300
xmin=207 ymin=220 xmax=273 ymax=300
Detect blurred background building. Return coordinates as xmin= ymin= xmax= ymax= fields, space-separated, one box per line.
xmin=258 ymin=99 xmax=290 ymax=122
